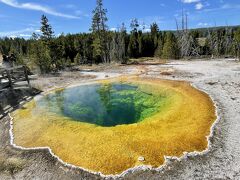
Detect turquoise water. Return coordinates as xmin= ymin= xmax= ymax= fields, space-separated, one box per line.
xmin=37 ymin=83 xmax=165 ymax=127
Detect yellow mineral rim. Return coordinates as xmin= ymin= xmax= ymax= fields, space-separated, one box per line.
xmin=11 ymin=77 xmax=216 ymax=175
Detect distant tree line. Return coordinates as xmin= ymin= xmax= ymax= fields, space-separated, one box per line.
xmin=0 ymin=0 xmax=240 ymax=73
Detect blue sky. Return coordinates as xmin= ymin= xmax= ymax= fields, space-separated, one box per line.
xmin=0 ymin=0 xmax=240 ymax=38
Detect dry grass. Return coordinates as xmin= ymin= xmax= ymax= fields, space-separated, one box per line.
xmin=129 ymin=57 xmax=168 ymax=65
xmin=12 ymin=77 xmax=216 ymax=175
xmin=31 ymin=72 xmax=96 ymax=91
xmin=0 ymin=155 xmax=25 ymax=175
xmin=152 ymin=68 xmax=174 ymax=76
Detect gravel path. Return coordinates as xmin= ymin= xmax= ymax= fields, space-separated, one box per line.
xmin=0 ymin=59 xmax=239 ymax=179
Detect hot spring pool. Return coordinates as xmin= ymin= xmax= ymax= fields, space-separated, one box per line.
xmin=11 ymin=77 xmax=216 ymax=175
xmin=37 ymin=83 xmax=168 ymax=127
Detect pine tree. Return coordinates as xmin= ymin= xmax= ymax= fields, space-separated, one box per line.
xmin=128 ymin=32 xmax=139 ymax=58
xmin=48 ymin=39 xmax=65 ymax=70
xmin=31 ymin=32 xmax=39 ymax=40
xmin=74 ymin=52 xmax=82 ymax=65
xmin=130 ymin=18 xmax=139 ymax=32
xmin=138 ymin=31 xmax=143 ymax=56
xmin=91 ymin=0 xmax=110 ymax=63
xmin=40 ymin=15 xmax=54 ymax=41
xmin=110 ymin=23 xmax=127 ymax=63
xmin=150 ymin=23 xmax=159 ymax=36
xmin=150 ymin=23 xmax=159 ymax=50
xmin=30 ymin=40 xmax=51 ymax=73
xmin=32 ymin=14 xmax=58 ymax=72
xmin=155 ymin=32 xmax=163 ymax=58
xmin=162 ymin=32 xmax=179 ymax=59
xmin=128 ymin=19 xmax=139 ymax=58
xmin=141 ymin=33 xmax=154 ymax=57
xmin=92 ymin=37 xmax=102 ymax=63
xmin=119 ymin=23 xmax=128 ymax=63
xmin=234 ymin=28 xmax=240 ymax=60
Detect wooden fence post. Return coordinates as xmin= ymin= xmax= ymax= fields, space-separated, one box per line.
xmin=6 ymin=70 xmax=13 ymax=89
xmin=23 ymin=66 xmax=31 ymax=88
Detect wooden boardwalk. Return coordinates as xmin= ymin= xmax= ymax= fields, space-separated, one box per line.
xmin=0 ymin=66 xmax=36 ymax=118
xmin=0 ymin=66 xmax=31 ymax=90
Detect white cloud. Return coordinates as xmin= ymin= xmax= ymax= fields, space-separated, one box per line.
xmin=221 ymin=3 xmax=240 ymax=9
xmin=110 ymin=27 xmax=117 ymax=31
xmin=65 ymin=4 xmax=76 ymax=9
xmin=180 ymin=0 xmax=205 ymax=10
xmin=139 ymin=16 xmax=164 ymax=25
xmin=0 ymin=27 xmax=35 ymax=37
xmin=74 ymin=10 xmax=89 ymax=17
xmin=181 ymin=0 xmax=200 ymax=4
xmin=195 ymin=2 xmax=204 ymax=10
xmin=143 ymin=28 xmax=151 ymax=33
xmin=0 ymin=0 xmax=80 ymax=19
xmin=9 ymin=35 xmax=17 ymax=38
xmin=203 ymin=3 xmax=240 ymax=12
xmin=198 ymin=22 xmax=209 ymax=27
xmin=19 ymin=34 xmax=32 ymax=37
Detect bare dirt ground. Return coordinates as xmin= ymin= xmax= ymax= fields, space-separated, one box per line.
xmin=0 ymin=59 xmax=240 ymax=179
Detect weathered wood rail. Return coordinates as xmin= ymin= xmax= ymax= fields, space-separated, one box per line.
xmin=0 ymin=66 xmax=31 ymax=90
xmin=0 ymin=66 xmax=41 ymax=119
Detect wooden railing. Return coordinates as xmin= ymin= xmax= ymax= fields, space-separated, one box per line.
xmin=0 ymin=66 xmax=31 ymax=90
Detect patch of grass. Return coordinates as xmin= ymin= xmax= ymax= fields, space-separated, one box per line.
xmin=129 ymin=57 xmax=154 ymax=64
xmin=0 ymin=156 xmax=25 ymax=175
xmin=160 ymin=71 xmax=172 ymax=76
xmin=129 ymin=57 xmax=168 ymax=65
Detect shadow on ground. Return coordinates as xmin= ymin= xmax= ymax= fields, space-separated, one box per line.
xmin=0 ymin=88 xmax=41 ymax=119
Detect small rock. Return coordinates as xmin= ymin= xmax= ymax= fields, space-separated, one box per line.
xmin=160 ymin=71 xmax=172 ymax=76
xmin=207 ymin=82 xmax=218 ymax=85
xmin=105 ymin=75 xmax=109 ymax=78
xmin=138 ymin=156 xmax=145 ymax=162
